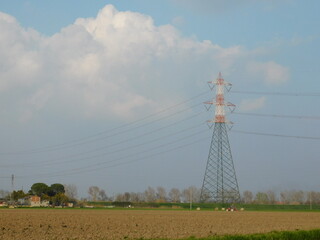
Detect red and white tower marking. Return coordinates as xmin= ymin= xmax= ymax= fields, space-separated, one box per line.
xmin=204 ymin=72 xmax=235 ymax=125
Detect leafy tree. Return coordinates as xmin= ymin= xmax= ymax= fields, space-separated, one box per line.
xmin=46 ymin=187 xmax=55 ymax=197
xmin=41 ymin=194 xmax=51 ymax=201
xmin=52 ymin=193 xmax=69 ymax=206
xmin=12 ymin=190 xmax=26 ymax=201
xmin=30 ymin=183 xmax=49 ymax=196
xmin=50 ymin=183 xmax=65 ymax=195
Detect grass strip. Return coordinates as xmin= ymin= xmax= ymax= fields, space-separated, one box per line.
xmin=177 ymin=229 xmax=320 ymax=240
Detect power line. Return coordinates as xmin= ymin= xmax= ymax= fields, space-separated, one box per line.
xmin=1 ymin=89 xmax=319 ymax=155
xmin=0 ymin=100 xmax=207 ymax=155
xmin=59 ymin=136 xmax=208 ymax=178
xmin=6 ymin=108 xmax=317 ymax=166
xmin=33 ymin=90 xmax=320 ymax=178
xmin=5 ymin=128 xmax=320 ymax=179
xmin=2 ymin=89 xmax=320 ymax=180
xmin=231 ymin=90 xmax=320 ymax=97
xmin=3 ymin=125 xmax=320 ymax=179
xmin=16 ymin=127 xmax=210 ymax=179
xmin=233 ymin=112 xmax=320 ymax=120
xmin=231 ymin=130 xmax=320 ymax=140
xmin=0 ymin=118 xmax=206 ymax=168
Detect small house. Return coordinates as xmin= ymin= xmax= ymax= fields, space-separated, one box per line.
xmin=17 ymin=198 xmax=29 ymax=206
xmin=40 ymin=200 xmax=49 ymax=207
xmin=30 ymin=196 xmax=41 ymax=207
xmin=0 ymin=201 xmax=7 ymax=207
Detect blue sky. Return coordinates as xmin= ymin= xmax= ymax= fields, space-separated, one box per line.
xmin=0 ymin=0 xmax=319 ymax=198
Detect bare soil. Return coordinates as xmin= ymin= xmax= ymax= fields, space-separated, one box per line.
xmin=1 ymin=209 xmax=320 ymax=239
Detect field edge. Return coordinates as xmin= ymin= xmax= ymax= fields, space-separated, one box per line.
xmin=156 ymin=229 xmax=320 ymax=240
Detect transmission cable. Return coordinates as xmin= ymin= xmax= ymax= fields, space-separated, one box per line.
xmin=0 ymin=100 xmax=207 ymax=155
xmin=231 ymin=90 xmax=320 ymax=97
xmin=16 ymin=126 xmax=210 ymax=179
xmin=233 ymin=112 xmax=320 ymax=120
xmin=232 ymin=130 xmax=320 ymax=140
xmin=1 ymin=115 xmax=206 ymax=168
xmin=2 ymin=89 xmax=318 ymax=155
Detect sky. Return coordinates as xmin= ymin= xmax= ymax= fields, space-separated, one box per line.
xmin=0 ymin=0 xmax=319 ymax=199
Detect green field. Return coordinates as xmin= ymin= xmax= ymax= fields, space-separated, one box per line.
xmin=86 ymin=201 xmax=320 ymax=212
xmin=174 ymin=229 xmax=320 ymax=240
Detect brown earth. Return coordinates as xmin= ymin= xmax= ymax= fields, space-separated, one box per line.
xmin=1 ymin=209 xmax=320 ymax=239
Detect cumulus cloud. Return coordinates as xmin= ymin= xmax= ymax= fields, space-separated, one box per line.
xmin=238 ymin=97 xmax=266 ymax=112
xmin=20 ymin=85 xmax=53 ymax=122
xmin=0 ymin=12 xmax=42 ymax=91
xmin=0 ymin=5 xmax=289 ymax=123
xmin=246 ymin=61 xmax=289 ymax=85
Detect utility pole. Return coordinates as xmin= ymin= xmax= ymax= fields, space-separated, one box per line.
xmin=200 ymin=73 xmax=241 ymax=203
xmin=309 ymin=192 xmax=312 ymax=210
xmin=10 ymin=174 xmax=14 ymax=203
xmin=190 ymin=188 xmax=193 ymax=210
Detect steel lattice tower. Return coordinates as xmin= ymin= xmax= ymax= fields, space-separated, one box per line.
xmin=200 ymin=73 xmax=241 ymax=203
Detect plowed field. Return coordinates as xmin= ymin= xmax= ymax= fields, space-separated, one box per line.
xmin=1 ymin=209 xmax=320 ymax=239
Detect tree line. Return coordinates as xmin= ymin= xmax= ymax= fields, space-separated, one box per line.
xmin=86 ymin=186 xmax=320 ymax=205
xmin=2 ymin=184 xmax=320 ymax=205
xmin=86 ymin=186 xmax=201 ymax=203
xmin=242 ymin=190 xmax=320 ymax=205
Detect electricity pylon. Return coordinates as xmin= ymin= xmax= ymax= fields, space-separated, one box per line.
xmin=200 ymin=73 xmax=241 ymax=203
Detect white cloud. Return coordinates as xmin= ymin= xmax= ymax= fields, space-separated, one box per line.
xmin=0 ymin=5 xmax=289 ymax=123
xmin=238 ymin=96 xmax=266 ymax=112
xmin=213 ymin=45 xmax=245 ymax=72
xmin=20 ymin=85 xmax=53 ymax=122
xmin=0 ymin=12 xmax=42 ymax=91
xmin=246 ymin=61 xmax=289 ymax=85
